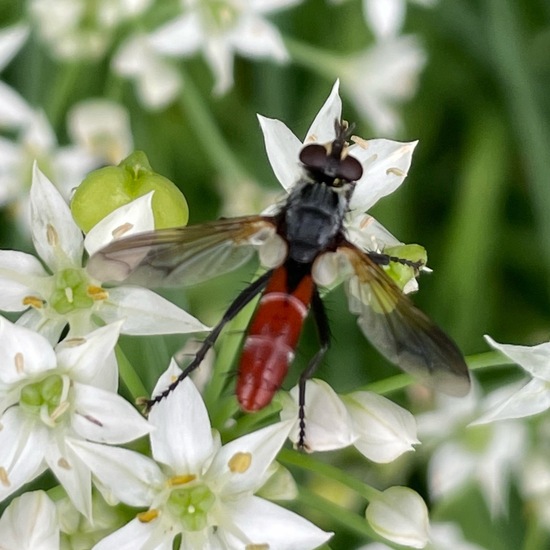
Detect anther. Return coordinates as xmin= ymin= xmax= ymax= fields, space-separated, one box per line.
xmin=112 ymin=223 xmax=134 ymax=239
xmin=0 ymin=467 xmax=10 ymax=487
xmin=22 ymin=296 xmax=44 ymax=309
xmin=14 ymin=352 xmax=24 ymax=373
xmin=228 ymin=452 xmax=252 ymax=473
xmin=168 ymin=474 xmax=196 ymax=487
xmin=386 ymin=167 xmax=405 ymax=177
xmin=46 ymin=224 xmax=59 ymax=246
xmin=137 ymin=509 xmax=160 ymax=523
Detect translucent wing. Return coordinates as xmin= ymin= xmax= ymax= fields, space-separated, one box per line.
xmin=338 ymin=244 xmax=470 ymax=397
xmin=87 ymin=216 xmax=278 ymax=287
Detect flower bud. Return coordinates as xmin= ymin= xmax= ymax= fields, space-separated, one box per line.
xmin=71 ymin=151 xmax=189 ymax=232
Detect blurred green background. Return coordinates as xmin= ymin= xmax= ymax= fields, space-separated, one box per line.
xmin=1 ymin=0 xmax=550 ymax=548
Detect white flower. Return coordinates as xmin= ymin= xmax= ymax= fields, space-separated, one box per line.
xmin=67 ymin=99 xmax=134 ymax=165
xmin=472 ymin=335 xmax=550 ymax=423
xmin=0 ymin=23 xmax=33 ymax=129
xmin=29 ymin=0 xmax=153 ymax=61
xmin=0 ymin=491 xmax=59 ymax=549
xmin=0 ymin=165 xmax=208 ymax=343
xmin=362 ymin=0 xmax=437 ymax=40
xmin=259 ymin=80 xmax=418 ymax=261
xmin=340 ymin=37 xmax=427 ymax=135
xmin=72 ymin=363 xmax=332 ymax=549
xmin=0 ymin=318 xmax=151 ymax=518
xmin=417 ymin=384 xmax=528 ymax=516
xmin=282 ymin=379 xmax=418 ymax=461
xmin=146 ymin=0 xmax=300 ymax=97
xmin=366 ymin=486 xmax=429 ymax=548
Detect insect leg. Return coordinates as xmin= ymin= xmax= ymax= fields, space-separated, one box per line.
xmin=146 ymin=269 xmax=273 ymax=410
xmin=297 ymin=289 xmax=331 ymax=449
xmin=367 ymin=251 xmax=424 ymax=271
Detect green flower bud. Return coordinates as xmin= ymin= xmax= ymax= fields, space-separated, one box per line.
xmin=71 ymin=151 xmax=189 ymax=232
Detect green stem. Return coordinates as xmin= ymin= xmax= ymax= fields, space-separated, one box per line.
xmin=279 ymin=448 xmax=381 ymax=502
xmin=283 ymin=36 xmax=344 ymax=81
xmin=46 ymin=63 xmax=82 ymax=129
xmin=178 ymin=73 xmax=251 ymax=183
xmin=297 ymin=488 xmax=381 ymax=543
xmin=116 ymin=345 xmax=148 ymax=400
xmin=486 ymin=0 xmax=550 ymax=278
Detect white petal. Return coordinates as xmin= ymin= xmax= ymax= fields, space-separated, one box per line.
xmin=258 ymin=114 xmax=302 ymax=190
xmin=282 ymin=380 xmax=356 ymax=451
xmin=148 ymin=13 xmax=202 ymax=56
xmin=69 ymin=439 xmax=164 ymax=507
xmin=219 ymin=495 xmax=332 ymax=549
xmin=98 ymin=287 xmax=208 ymax=334
xmin=345 ymin=213 xmax=401 ymax=253
xmin=349 ymin=139 xmax=417 ymax=212
xmin=136 ymin=59 xmax=182 ymax=109
xmin=0 ymin=23 xmax=29 ymax=70
xmin=250 ymin=0 xmax=304 ymax=12
xmin=472 ymin=378 xmax=550 ymax=424
xmin=304 ymin=80 xmax=343 ymax=145
xmin=71 ymin=382 xmax=151 ymax=444
xmin=344 ymin=391 xmax=419 ymax=463
xmin=0 ymin=317 xmax=57 ymax=385
xmin=0 ymin=408 xmax=48 ymax=500
xmin=231 ymin=15 xmax=288 ymax=62
xmin=149 ymin=370 xmax=216 ymax=474
xmin=84 ymin=192 xmax=155 ymax=255
xmin=55 ymin=322 xmax=122 ymax=383
xmin=366 ymin=486 xmax=429 ymax=548
xmin=0 ymin=491 xmax=59 ymax=549
xmin=363 ymin=0 xmax=406 ymax=38
xmin=485 ymin=335 xmax=550 ymax=382
xmin=0 ymin=82 xmax=33 ymax=129
xmin=46 ymin=437 xmax=94 ymax=518
xmin=30 ymin=164 xmax=84 ymax=269
xmin=428 ymin=443 xmax=476 ymax=500
xmin=16 ymin=309 xmax=66 ymax=346
xmin=92 ymin=518 xmax=160 ymax=550
xmin=204 ymin=37 xmax=234 ymax=95
xmin=209 ymin=421 xmax=292 ymax=496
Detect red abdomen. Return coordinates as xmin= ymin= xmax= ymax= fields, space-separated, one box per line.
xmin=237 ymin=266 xmax=314 ymax=411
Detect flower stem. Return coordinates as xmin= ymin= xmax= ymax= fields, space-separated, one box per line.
xmin=116 ymin=345 xmax=148 ymax=401
xmin=283 ymin=36 xmax=344 ymax=81
xmin=46 ymin=63 xmax=82 ymax=129
xmin=279 ymin=448 xmax=381 ymax=502
xmin=178 ymin=73 xmax=252 ymax=184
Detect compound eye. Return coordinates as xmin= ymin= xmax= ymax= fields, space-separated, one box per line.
xmin=299 ymin=144 xmax=329 ymax=171
xmin=337 ymin=155 xmax=363 ymax=181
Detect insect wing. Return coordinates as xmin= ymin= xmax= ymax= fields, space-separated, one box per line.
xmin=339 ymin=245 xmax=470 ymax=397
xmin=87 ymin=216 xmax=277 ymax=287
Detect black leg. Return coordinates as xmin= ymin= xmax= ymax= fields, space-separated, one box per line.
xmin=146 ymin=269 xmax=273 ymax=410
xmin=297 ymin=289 xmax=331 ymax=449
xmin=367 ymin=251 xmax=424 ymax=271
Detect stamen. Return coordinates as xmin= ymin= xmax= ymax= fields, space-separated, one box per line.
xmin=46 ymin=224 xmax=58 ymax=246
xmin=64 ymin=287 xmax=74 ymax=303
xmin=58 ymin=457 xmax=71 ymax=470
xmin=137 ymin=509 xmax=160 ymax=523
xmin=14 ymin=352 xmax=24 ymax=373
xmin=50 ymin=400 xmax=70 ymax=421
xmin=0 ymin=467 xmax=10 ymax=487
xmin=228 ymin=452 xmax=252 ymax=473
xmin=63 ymin=337 xmax=86 ymax=347
xmin=22 ymin=296 xmax=44 ymax=309
xmin=351 ymin=135 xmax=369 ymax=149
xmin=112 ymin=222 xmax=134 ymax=239
xmin=246 ymin=544 xmax=269 ymax=550
xmin=168 ymin=474 xmax=196 ymax=487
xmin=386 ymin=167 xmax=405 ymax=177
xmin=87 ymin=285 xmax=108 ymax=300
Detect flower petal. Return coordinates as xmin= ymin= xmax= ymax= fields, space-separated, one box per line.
xmin=208 ymin=421 xmax=293 ymax=496
xmin=282 ymin=380 xmax=356 ymax=451
xmin=71 ymin=382 xmax=151 ymax=444
xmin=30 ymin=164 xmax=84 ymax=269
xmin=0 ymin=23 xmax=29 ymax=70
xmin=344 ymin=391 xmax=419 ymax=463
xmin=366 ymin=486 xmax=430 ymax=548
xmin=472 ymin=378 xmax=550 ymax=424
xmin=485 ymin=335 xmax=550 ymax=382
xmin=219 ymin=495 xmax=332 ymax=550
xmin=258 ymin=114 xmax=302 ymax=190
xmin=304 ymin=80 xmax=342 ymax=145
xmin=0 ymin=317 xmax=57 ymax=385
xmin=231 ymin=15 xmax=288 ymax=61
xmin=98 ymin=287 xmax=208 ymax=335
xmin=148 ymin=13 xmax=202 ymax=56
xmin=349 ymin=139 xmax=417 ymax=212
xmin=0 ymin=408 xmax=48 ymax=500
xmin=93 ymin=518 xmax=163 ymax=550
xmin=84 ymin=192 xmax=155 ymax=256
xmin=0 ymin=82 xmax=33 ymax=129
xmin=0 ymin=491 xmax=59 ymax=549
xmin=69 ymin=439 xmax=164 ymax=507
xmin=149 ymin=368 xmax=216 ymax=474
xmin=55 ymin=322 xmax=122 ymax=384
